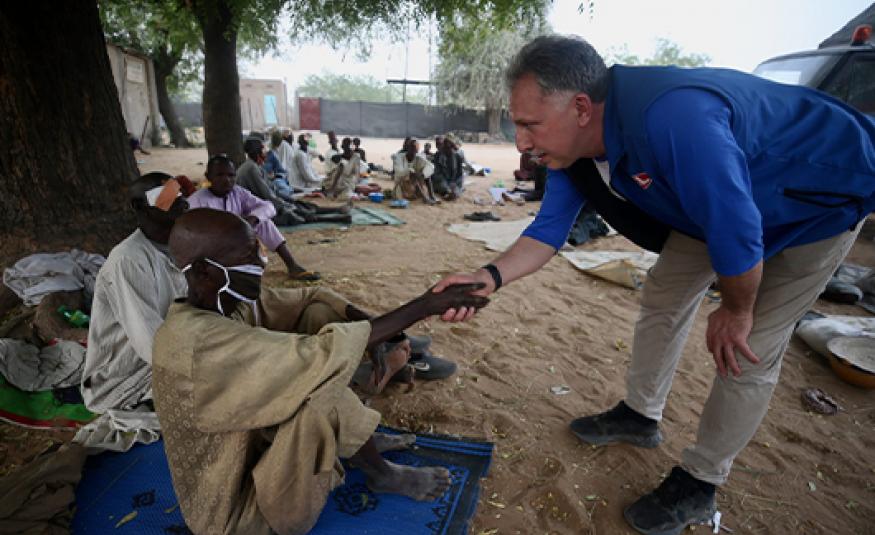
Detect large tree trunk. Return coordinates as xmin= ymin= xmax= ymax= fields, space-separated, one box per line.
xmin=0 ymin=2 xmax=137 ymax=267
xmin=198 ymin=1 xmax=243 ymax=164
xmin=154 ymin=60 xmax=191 ymax=148
xmin=487 ymin=107 xmax=502 ymax=137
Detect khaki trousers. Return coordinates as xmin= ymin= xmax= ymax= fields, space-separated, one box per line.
xmin=624 ymin=229 xmax=859 ymax=485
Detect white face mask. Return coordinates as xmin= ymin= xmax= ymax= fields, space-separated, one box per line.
xmin=182 ymin=257 xmax=264 ymax=315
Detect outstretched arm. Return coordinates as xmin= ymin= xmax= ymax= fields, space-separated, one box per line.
xmin=431 ymin=237 xmax=556 ymax=322
xmin=366 ymin=283 xmax=489 ymax=347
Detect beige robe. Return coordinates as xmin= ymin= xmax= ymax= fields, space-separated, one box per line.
xmin=152 ymin=287 xmax=380 ymax=535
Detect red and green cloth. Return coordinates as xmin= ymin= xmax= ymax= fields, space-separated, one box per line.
xmin=0 ymin=376 xmax=94 ymax=430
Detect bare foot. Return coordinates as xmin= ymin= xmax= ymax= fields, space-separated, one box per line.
xmin=368 ymin=339 xmax=410 ymax=394
xmin=354 ymin=340 xmax=411 ymax=395
xmin=372 ymin=432 xmax=416 ymax=453
xmin=366 ymin=461 xmax=451 ymax=501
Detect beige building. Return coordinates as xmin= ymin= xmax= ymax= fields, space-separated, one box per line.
xmin=106 ymin=43 xmax=161 ymax=147
xmin=240 ymin=78 xmax=291 ymax=131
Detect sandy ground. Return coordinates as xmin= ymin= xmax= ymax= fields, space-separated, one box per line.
xmin=4 ymin=136 xmax=874 ymax=534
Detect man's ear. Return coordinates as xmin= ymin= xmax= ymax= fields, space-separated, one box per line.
xmin=573 ymin=93 xmax=594 ymax=128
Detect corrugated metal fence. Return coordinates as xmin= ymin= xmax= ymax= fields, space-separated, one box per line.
xmin=316 ymin=99 xmax=513 ymax=138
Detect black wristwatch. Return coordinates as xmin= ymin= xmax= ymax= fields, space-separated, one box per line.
xmin=482 ymin=263 xmax=502 ymax=291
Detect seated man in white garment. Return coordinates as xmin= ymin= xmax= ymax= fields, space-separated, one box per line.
xmin=78 ymin=173 xmax=189 ymax=449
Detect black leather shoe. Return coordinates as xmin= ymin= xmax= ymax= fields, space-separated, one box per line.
xmin=624 ymin=467 xmax=716 ymax=535
xmin=569 ymin=401 xmax=663 ymax=448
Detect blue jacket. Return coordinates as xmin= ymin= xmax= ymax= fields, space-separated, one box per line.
xmin=523 ymin=65 xmax=875 ymax=275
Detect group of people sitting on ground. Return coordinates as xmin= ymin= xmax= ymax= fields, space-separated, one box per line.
xmin=252 ymin=129 xmax=488 ymax=205
xmin=81 ymin=169 xmax=487 ymax=534
xmin=391 ymin=134 xmax=473 ymax=204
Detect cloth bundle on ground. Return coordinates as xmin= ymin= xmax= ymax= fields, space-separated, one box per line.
xmin=560 ymin=250 xmax=658 ymax=290
xmin=820 ymin=263 xmax=875 ymax=313
xmin=2 ymin=250 xmax=105 ymax=306
xmin=0 ymin=375 xmax=94 ymax=430
xmin=447 ymin=217 xmax=537 ymax=253
xmin=276 ymin=207 xmax=404 ymax=232
xmin=0 ymin=338 xmax=85 ymax=392
xmin=794 ymin=313 xmax=875 ymax=359
xmin=0 ymin=443 xmax=88 ymax=535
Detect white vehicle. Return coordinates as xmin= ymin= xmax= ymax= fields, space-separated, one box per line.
xmin=754 ymin=24 xmax=874 ymax=116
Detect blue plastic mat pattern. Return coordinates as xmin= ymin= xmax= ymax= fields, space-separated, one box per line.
xmin=72 ymin=427 xmax=492 ymax=535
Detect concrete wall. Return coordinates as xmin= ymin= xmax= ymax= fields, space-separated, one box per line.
xmin=106 ymin=43 xmax=161 ymax=147
xmin=239 ymin=78 xmax=290 ymax=131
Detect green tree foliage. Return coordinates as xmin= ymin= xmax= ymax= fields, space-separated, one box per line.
xmin=100 ymin=1 xmax=201 ymax=96
xmin=605 ymin=38 xmax=711 ymax=67
xmin=104 ymin=0 xmax=549 ymax=158
xmin=435 ymin=5 xmax=550 ymax=135
xmin=297 ymin=73 xmax=428 ymax=104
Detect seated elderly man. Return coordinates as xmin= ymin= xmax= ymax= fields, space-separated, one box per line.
xmin=81 ymin=173 xmax=188 ymax=412
xmin=392 ymin=138 xmax=439 ymax=205
xmin=153 ymin=209 xmax=489 ymax=535
xmin=432 ymin=134 xmax=466 ymax=200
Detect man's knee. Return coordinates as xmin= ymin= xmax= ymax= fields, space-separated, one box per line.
xmin=268 ymin=472 xmax=334 ymax=535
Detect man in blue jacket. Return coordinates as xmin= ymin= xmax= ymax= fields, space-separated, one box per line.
xmin=434 ymin=35 xmax=875 ymax=534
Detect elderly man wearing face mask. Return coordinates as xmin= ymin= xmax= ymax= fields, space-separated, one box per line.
xmin=152 ymin=209 xmax=490 ymax=535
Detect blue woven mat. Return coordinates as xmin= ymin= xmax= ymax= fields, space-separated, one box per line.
xmin=72 ymin=427 xmax=492 ymax=535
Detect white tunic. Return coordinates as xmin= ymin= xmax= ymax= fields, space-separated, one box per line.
xmin=81 ymin=229 xmax=187 ymax=412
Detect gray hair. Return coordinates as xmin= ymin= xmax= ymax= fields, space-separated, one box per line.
xmin=506 ymin=35 xmax=608 ymax=102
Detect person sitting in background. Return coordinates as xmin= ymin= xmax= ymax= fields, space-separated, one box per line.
xmin=270 ymin=130 xmax=299 ymax=187
xmin=188 ymin=152 xmax=322 ymax=281
xmin=80 ymin=173 xmax=188 ymax=449
xmin=282 ymin=129 xmax=295 ymax=145
xmin=510 ymin=155 xmax=548 ymax=201
xmin=352 ymin=137 xmax=367 ymax=162
xmin=324 ymin=131 xmax=340 ymax=176
xmin=423 ymin=142 xmax=434 ymax=161
xmin=324 ymin=138 xmax=362 ymax=200
xmin=432 ymin=134 xmax=465 ymax=200
xmin=513 ymin=151 xmax=538 ymax=182
xmin=392 ymin=138 xmax=439 ymax=205
xmin=153 ymin=208 xmax=489 ymax=535
xmin=264 ymin=135 xmax=288 ymax=183
xmin=304 ymin=132 xmax=323 ymax=162
xmin=292 ymin=134 xmax=324 ymax=189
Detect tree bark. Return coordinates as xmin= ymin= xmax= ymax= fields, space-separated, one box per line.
xmin=0 ymin=1 xmax=137 ymax=266
xmin=153 ymin=56 xmax=191 ymax=148
xmin=198 ymin=1 xmax=243 ymax=164
xmin=487 ymin=107 xmax=502 ymax=137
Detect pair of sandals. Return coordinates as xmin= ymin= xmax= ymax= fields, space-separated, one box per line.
xmin=463 ymin=211 xmax=501 ymax=222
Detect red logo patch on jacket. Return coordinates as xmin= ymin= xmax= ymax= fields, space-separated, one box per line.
xmin=631 ymin=172 xmax=652 ymax=190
